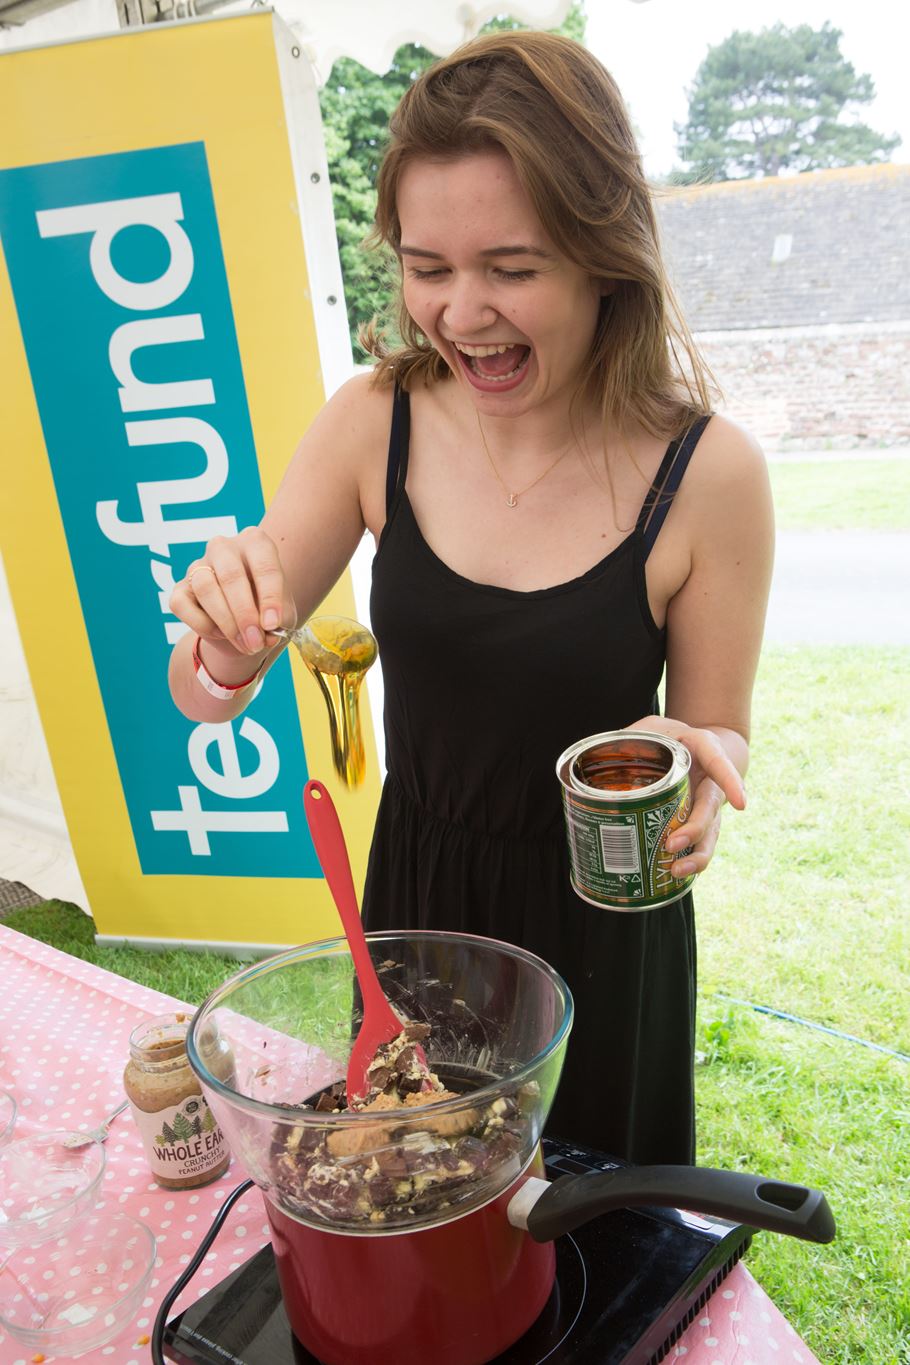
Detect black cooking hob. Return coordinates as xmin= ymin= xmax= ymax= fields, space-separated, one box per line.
xmin=164 ymin=1136 xmax=752 ymax=1365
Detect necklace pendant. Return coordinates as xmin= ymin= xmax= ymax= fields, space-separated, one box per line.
xmin=507 ymin=492 xmax=518 ymax=508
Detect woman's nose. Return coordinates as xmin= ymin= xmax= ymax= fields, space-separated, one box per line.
xmin=442 ymin=276 xmax=497 ymax=335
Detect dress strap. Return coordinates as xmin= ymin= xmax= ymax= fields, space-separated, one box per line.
xmin=385 ymin=385 xmax=412 ymax=518
xmin=636 ymin=414 xmax=711 ymax=560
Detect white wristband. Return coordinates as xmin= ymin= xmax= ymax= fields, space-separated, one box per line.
xmin=192 ymin=636 xmax=264 ymax=700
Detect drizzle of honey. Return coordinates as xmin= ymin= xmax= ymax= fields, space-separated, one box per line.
xmin=286 ymin=616 xmax=377 ymax=788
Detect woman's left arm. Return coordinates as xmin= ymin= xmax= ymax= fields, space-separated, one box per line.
xmin=631 ymin=418 xmax=775 ymax=880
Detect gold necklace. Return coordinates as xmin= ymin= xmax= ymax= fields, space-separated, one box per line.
xmin=475 ymin=412 xmax=572 ymax=508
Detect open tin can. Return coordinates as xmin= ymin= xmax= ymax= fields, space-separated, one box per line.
xmin=556 ymin=730 xmax=695 ymax=911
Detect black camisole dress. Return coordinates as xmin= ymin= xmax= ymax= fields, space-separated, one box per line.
xmin=362 ymin=387 xmax=711 ymax=1165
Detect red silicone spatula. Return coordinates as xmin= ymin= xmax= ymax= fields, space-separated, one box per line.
xmin=303 ymin=778 xmax=409 ymax=1102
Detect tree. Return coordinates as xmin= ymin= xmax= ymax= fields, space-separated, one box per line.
xmin=674 ymin=23 xmax=899 ymax=183
xmin=318 ymin=5 xmax=587 ymax=357
xmin=171 ymin=1109 xmax=195 ymax=1141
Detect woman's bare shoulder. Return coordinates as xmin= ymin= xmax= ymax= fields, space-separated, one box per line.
xmin=678 ymin=412 xmax=773 ymax=550
xmin=307 ymin=368 xmax=395 ymax=456
xmin=693 ymin=413 xmax=768 ymax=486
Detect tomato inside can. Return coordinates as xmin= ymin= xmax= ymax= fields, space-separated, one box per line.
xmin=556 ymin=731 xmax=694 ymax=911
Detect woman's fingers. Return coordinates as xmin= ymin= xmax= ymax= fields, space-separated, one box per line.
xmin=168 ymin=530 xmax=296 ymax=657
xmin=169 ymin=562 xmax=227 ymax=640
xmin=205 ymin=538 xmax=269 ymax=653
xmin=665 ymin=778 xmax=724 ymax=878
xmin=624 ymin=716 xmax=746 ymax=880
xmin=236 ymin=528 xmax=297 ymax=639
xmin=685 ymin=728 xmax=746 ymax=811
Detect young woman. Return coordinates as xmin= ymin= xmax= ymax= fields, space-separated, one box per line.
xmin=169 ymin=31 xmax=774 ymax=1164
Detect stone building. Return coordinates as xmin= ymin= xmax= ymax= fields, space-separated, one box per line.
xmin=654 ymin=163 xmax=910 ymax=449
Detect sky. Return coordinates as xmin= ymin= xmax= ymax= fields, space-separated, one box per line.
xmin=583 ymin=0 xmax=909 ymax=176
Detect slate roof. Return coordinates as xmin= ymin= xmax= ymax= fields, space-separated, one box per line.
xmin=654 ymin=163 xmax=910 ymax=332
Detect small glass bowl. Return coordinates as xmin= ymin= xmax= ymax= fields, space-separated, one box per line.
xmin=0 ymin=1092 xmax=16 ymax=1147
xmin=0 ymin=1210 xmax=156 ymax=1353
xmin=0 ymin=1130 xmax=105 ymax=1248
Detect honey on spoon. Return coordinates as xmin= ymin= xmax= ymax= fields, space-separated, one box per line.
xmin=272 ymin=616 xmax=376 ymax=789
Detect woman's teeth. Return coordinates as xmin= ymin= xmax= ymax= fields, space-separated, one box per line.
xmin=455 ymin=342 xmax=530 ymax=380
xmin=456 ymin=344 xmax=515 ymax=357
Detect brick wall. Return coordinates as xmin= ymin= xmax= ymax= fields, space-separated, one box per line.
xmin=696 ymin=321 xmax=910 ymax=449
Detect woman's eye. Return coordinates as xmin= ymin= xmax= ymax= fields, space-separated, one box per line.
xmin=406 ymin=266 xmax=537 ymax=282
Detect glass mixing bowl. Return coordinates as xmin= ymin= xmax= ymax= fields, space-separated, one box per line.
xmin=0 ymin=1131 xmax=105 ymax=1248
xmin=187 ymin=932 xmax=572 ymax=1233
xmin=0 ymin=1211 xmax=156 ymax=1353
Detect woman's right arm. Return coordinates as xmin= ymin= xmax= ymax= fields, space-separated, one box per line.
xmin=168 ymin=372 xmax=390 ymax=722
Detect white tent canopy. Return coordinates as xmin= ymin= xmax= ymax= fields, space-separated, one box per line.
xmin=275 ymin=0 xmax=575 ymax=85
xmin=0 ymin=0 xmax=595 ymax=70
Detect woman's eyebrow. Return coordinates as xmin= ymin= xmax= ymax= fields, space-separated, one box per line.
xmin=398 ymin=244 xmax=555 ymax=259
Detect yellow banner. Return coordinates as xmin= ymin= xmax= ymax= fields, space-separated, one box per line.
xmin=0 ymin=13 xmax=380 ymax=951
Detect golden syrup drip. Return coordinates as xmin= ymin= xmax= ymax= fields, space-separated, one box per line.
xmin=288 ymin=616 xmax=377 ymax=788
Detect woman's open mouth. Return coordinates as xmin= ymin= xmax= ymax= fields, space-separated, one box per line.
xmin=452 ymin=342 xmax=532 ymax=393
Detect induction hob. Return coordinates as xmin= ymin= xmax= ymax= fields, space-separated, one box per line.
xmin=164 ymin=1136 xmax=752 ymax=1365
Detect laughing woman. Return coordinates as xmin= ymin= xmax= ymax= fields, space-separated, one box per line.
xmin=168 ymin=30 xmax=774 ymax=1164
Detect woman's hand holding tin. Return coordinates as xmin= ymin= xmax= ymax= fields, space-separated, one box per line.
xmin=627 ymin=716 xmax=747 ymax=881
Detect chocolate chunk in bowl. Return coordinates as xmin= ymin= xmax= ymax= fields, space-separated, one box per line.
xmin=269 ymin=1052 xmax=540 ymax=1231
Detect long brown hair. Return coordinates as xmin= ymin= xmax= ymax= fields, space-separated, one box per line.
xmin=362 ymin=30 xmax=717 ymax=437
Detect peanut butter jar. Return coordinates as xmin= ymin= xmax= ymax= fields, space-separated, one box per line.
xmin=124 ymin=1012 xmax=233 ymax=1190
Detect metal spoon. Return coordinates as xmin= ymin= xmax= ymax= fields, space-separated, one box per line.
xmin=62 ymin=1099 xmax=129 ymax=1149
xmin=269 ymin=619 xmax=377 ymax=677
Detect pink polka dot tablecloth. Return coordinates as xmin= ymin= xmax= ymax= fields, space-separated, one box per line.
xmin=0 ymin=925 xmax=821 ymax=1365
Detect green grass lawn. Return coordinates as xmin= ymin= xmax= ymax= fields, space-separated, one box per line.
xmin=3 ymin=644 xmax=909 ymax=1363
xmin=769 ymin=457 xmax=910 ymax=530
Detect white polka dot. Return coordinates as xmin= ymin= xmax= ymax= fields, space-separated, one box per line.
xmin=705 ymin=1338 xmax=718 ymax=1347
xmin=722 ymin=1288 xmax=735 ymax=1299
xmin=235 ymin=1225 xmax=247 ymax=1238
xmin=699 ymin=1318 xmax=711 ymax=1327
xmin=730 ymin=1310 xmax=742 ymax=1319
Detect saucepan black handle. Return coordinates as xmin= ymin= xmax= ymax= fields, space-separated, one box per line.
xmin=516 ymin=1165 xmax=835 ymax=1245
